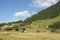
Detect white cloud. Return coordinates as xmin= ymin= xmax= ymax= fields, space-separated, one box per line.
xmin=29 ymin=0 xmax=59 ymax=7
xmin=13 ymin=11 xmax=36 ymax=20
xmin=31 ymin=12 xmax=36 ymax=15
xmin=14 ymin=10 xmax=30 ymax=17
xmin=32 ymin=12 xmax=36 ymax=14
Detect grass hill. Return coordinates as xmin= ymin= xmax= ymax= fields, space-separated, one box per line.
xmin=23 ymin=1 xmax=60 ymax=32
xmin=30 ymin=15 xmax=60 ymax=31
xmin=23 ymin=1 xmax=60 ymax=24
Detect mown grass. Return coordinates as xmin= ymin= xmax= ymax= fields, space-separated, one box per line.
xmin=0 ymin=32 xmax=60 ymax=40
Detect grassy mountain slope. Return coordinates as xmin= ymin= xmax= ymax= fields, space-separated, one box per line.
xmin=23 ymin=1 xmax=60 ymax=32
xmin=30 ymin=15 xmax=60 ymax=31
xmin=23 ymin=1 xmax=60 ymax=24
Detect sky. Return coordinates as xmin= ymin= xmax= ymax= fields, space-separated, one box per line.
xmin=0 ymin=0 xmax=59 ymax=23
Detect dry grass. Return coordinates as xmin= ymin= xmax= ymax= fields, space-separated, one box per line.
xmin=0 ymin=32 xmax=60 ymax=40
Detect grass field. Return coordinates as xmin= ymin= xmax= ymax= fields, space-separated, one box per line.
xmin=0 ymin=15 xmax=60 ymax=40
xmin=0 ymin=32 xmax=60 ymax=40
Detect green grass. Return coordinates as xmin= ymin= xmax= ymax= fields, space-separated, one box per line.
xmin=0 ymin=32 xmax=60 ymax=40
xmin=30 ymin=15 xmax=60 ymax=31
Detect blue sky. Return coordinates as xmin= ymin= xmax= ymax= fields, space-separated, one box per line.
xmin=0 ymin=0 xmax=59 ymax=23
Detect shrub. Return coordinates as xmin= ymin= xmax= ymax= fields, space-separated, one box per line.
xmin=49 ymin=22 xmax=60 ymax=33
xmin=0 ymin=38 xmax=3 ymax=40
xmin=36 ymin=30 xmax=39 ymax=33
xmin=49 ymin=22 xmax=60 ymax=30
xmin=5 ymin=27 xmax=13 ymax=31
xmin=13 ymin=25 xmax=19 ymax=31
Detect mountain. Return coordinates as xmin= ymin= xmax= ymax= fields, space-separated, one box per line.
xmin=22 ymin=1 xmax=60 ymax=32
xmin=23 ymin=1 xmax=60 ymax=24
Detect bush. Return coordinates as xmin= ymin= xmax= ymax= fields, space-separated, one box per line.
xmin=5 ymin=27 xmax=13 ymax=31
xmin=0 ymin=38 xmax=3 ymax=40
xmin=36 ymin=30 xmax=39 ymax=33
xmin=49 ymin=22 xmax=60 ymax=30
xmin=49 ymin=22 xmax=60 ymax=33
xmin=22 ymin=28 xmax=26 ymax=30
xmin=13 ymin=25 xmax=19 ymax=31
